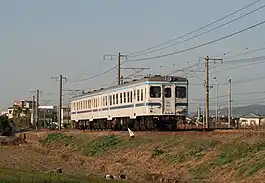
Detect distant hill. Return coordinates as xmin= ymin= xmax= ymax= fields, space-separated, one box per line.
xmin=189 ymin=104 xmax=265 ymax=118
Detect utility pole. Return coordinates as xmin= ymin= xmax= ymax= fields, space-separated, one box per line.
xmin=32 ymin=96 xmax=35 ymax=126
xmin=205 ymin=56 xmax=222 ymax=129
xmin=214 ymin=77 xmax=218 ymax=128
xmin=67 ymin=103 xmax=70 ymax=124
xmin=228 ymin=78 xmax=232 ymax=128
xmin=36 ymin=89 xmax=40 ymax=130
xmin=118 ymin=53 xmax=121 ymax=85
xmin=202 ymin=80 xmax=206 ymax=129
xmin=30 ymin=89 xmax=41 ymax=130
xmin=51 ymin=74 xmax=67 ymax=130
xmin=103 ymin=53 xmax=127 ymax=85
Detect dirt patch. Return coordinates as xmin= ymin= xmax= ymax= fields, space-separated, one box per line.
xmin=0 ymin=135 xmax=27 ymax=146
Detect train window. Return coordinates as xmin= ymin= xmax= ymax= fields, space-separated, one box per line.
xmin=176 ymin=86 xmax=186 ymax=98
xmin=137 ymin=90 xmax=140 ymax=101
xmin=120 ymin=93 xmax=123 ymax=104
xmin=127 ymin=92 xmax=130 ymax=103
xmin=130 ymin=91 xmax=133 ymax=102
xmin=141 ymin=89 xmax=143 ymax=101
xmin=105 ymin=96 xmax=108 ymax=106
xmin=134 ymin=90 xmax=136 ymax=100
xmin=109 ymin=96 xmax=112 ymax=106
xmin=150 ymin=86 xmax=161 ymax=98
xmin=123 ymin=92 xmax=126 ymax=103
xmin=113 ymin=95 xmax=115 ymax=105
xmin=116 ymin=94 xmax=118 ymax=104
xmin=165 ymin=88 xmax=172 ymax=98
xmin=145 ymin=88 xmax=146 ymax=99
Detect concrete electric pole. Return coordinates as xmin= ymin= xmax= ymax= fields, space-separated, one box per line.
xmin=205 ymin=56 xmax=222 ymax=129
xmin=228 ymin=78 xmax=232 ymax=128
xmin=30 ymin=89 xmax=41 ymax=130
xmin=103 ymin=53 xmax=127 ymax=85
xmin=51 ymin=74 xmax=67 ymax=130
xmin=32 ymin=95 xmax=35 ymax=126
xmin=36 ymin=89 xmax=40 ymax=130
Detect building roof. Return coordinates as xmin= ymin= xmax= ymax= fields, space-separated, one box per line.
xmin=239 ymin=113 xmax=261 ymax=118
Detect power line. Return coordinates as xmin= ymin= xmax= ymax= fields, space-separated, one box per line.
xmin=67 ymin=3 xmax=263 ymax=83
xmin=192 ymin=91 xmax=265 ymax=101
xmin=127 ymin=20 xmax=265 ymax=62
xmin=186 ymin=56 xmax=265 ymax=82
xmin=223 ymin=47 xmax=265 ymax=59
xmin=126 ymin=0 xmax=261 ymax=57
xmin=165 ymin=46 xmax=265 ymax=78
xmin=191 ymin=67 xmax=265 ymax=86
xmin=128 ymin=4 xmax=265 ymax=58
xmin=68 ymin=21 xmax=265 ymax=83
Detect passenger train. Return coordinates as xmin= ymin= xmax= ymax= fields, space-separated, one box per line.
xmin=70 ymin=75 xmax=188 ymax=131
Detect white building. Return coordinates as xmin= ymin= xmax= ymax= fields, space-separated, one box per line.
xmin=1 ymin=110 xmax=8 ymax=116
xmin=239 ymin=113 xmax=265 ymax=126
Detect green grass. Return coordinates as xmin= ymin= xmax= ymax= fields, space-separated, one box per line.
xmin=0 ymin=168 xmax=122 ymax=183
xmin=168 ymin=139 xmax=220 ymax=163
xmin=39 ymin=132 xmax=265 ymax=181
xmin=82 ymin=135 xmax=122 ymax=156
xmin=151 ymin=147 xmax=165 ymax=157
xmin=40 ymin=133 xmax=124 ymax=156
xmin=189 ymin=140 xmax=265 ymax=180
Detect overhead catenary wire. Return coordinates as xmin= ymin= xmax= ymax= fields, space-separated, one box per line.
xmin=67 ymin=1 xmax=263 ymax=83
xmin=165 ymin=46 xmax=265 ymax=78
xmin=128 ymin=4 xmax=265 ymax=58
xmin=126 ymin=0 xmax=261 ymax=57
xmin=190 ymin=60 xmax=265 ymax=86
xmin=127 ymin=20 xmax=265 ymax=62
xmin=68 ymin=21 xmax=265 ymax=83
xmin=192 ymin=90 xmax=265 ymax=101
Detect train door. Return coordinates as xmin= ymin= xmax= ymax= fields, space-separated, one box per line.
xmin=162 ymin=84 xmax=175 ymax=115
xmin=132 ymin=89 xmax=136 ymax=119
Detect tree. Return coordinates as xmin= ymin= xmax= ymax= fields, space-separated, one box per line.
xmin=0 ymin=115 xmax=12 ymax=136
xmin=12 ymin=105 xmax=31 ymax=129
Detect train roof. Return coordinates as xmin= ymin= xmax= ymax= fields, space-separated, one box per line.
xmin=70 ymin=75 xmax=187 ymax=101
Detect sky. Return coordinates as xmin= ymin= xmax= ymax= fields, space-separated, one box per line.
xmin=0 ymin=0 xmax=265 ymax=113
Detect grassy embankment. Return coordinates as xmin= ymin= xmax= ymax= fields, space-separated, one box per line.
xmin=0 ymin=167 xmax=121 ymax=183
xmin=3 ymin=131 xmax=265 ymax=182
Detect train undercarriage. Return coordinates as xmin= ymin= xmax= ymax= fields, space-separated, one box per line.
xmin=75 ymin=116 xmax=187 ymax=131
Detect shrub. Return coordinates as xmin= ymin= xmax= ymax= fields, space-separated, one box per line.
xmin=0 ymin=115 xmax=12 ymax=136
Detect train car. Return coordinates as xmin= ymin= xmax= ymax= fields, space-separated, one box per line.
xmin=70 ymin=75 xmax=188 ymax=131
